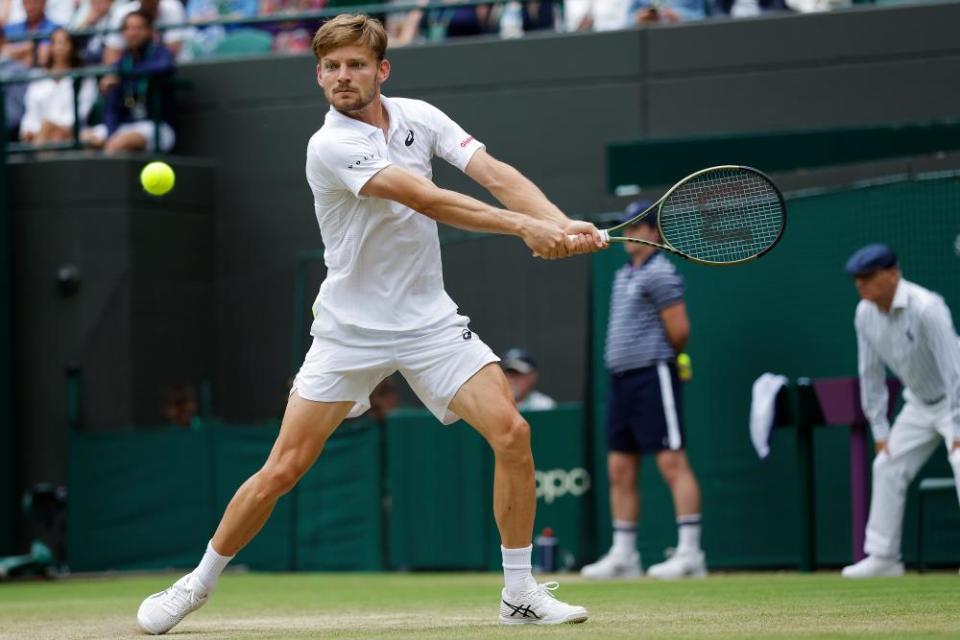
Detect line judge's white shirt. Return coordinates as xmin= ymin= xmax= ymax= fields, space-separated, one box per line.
xmin=305 ymin=95 xmax=484 ymax=333
xmin=856 ymin=278 xmax=960 ymax=441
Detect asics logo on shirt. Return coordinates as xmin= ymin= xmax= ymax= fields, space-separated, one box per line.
xmin=462 ymin=329 xmax=472 ymax=340
xmin=404 ymin=130 xmax=415 ymax=146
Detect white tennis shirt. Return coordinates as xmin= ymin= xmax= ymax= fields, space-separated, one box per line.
xmin=856 ymin=278 xmax=960 ymax=441
xmin=305 ymin=96 xmax=485 ymax=332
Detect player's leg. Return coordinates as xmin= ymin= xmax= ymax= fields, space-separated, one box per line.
xmin=581 ymin=372 xmax=643 ymax=579
xmin=138 ymin=331 xmax=387 ymax=634
xmin=137 ymin=394 xmax=353 ymax=634
xmin=447 ymin=363 xmax=588 ymax=625
xmin=843 ymin=400 xmax=940 ymax=578
xmin=211 ymin=395 xmax=354 ymax=556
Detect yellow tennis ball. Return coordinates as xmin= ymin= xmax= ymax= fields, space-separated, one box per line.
xmin=140 ymin=161 xmax=175 ymax=196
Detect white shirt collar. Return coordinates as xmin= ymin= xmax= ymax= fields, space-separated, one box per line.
xmin=325 ymin=95 xmax=397 ymax=140
xmin=890 ymin=278 xmax=909 ymax=312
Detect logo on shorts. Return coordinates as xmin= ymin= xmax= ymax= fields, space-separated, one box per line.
xmin=404 ymin=130 xmax=415 ymax=146
xmin=462 ymin=329 xmax=472 ymax=340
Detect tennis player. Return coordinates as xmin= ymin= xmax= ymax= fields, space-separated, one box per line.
xmin=136 ymin=14 xmax=601 ymax=634
xmin=841 ymin=244 xmax=960 ymax=578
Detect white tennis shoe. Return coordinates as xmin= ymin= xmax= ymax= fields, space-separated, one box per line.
xmin=499 ymin=582 xmax=588 ymax=625
xmin=841 ymin=555 xmax=904 ymax=578
xmin=646 ymin=548 xmax=707 ymax=580
xmin=580 ymin=551 xmax=642 ymax=579
xmin=137 ymin=573 xmax=210 ymax=635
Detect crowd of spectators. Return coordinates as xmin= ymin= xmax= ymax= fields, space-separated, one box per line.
xmin=0 ymin=0 xmax=859 ymax=151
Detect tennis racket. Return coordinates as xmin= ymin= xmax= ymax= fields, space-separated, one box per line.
xmin=588 ymin=166 xmax=787 ymax=266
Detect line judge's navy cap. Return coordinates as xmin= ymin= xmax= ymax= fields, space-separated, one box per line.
xmin=844 ymin=243 xmax=898 ymax=276
xmin=501 ymin=348 xmax=537 ymax=374
xmin=617 ymin=199 xmax=657 ymax=227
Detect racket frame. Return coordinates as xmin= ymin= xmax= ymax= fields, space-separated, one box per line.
xmin=603 ymin=165 xmax=787 ymax=266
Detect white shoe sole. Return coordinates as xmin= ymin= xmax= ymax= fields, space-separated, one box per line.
xmin=500 ymin=612 xmax=589 ymax=625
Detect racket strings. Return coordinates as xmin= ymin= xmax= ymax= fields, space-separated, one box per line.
xmin=659 ymin=168 xmax=784 ymax=263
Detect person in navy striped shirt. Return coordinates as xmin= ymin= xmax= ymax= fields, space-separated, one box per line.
xmin=841 ymin=244 xmax=960 ymax=578
xmin=581 ymin=201 xmax=707 ymax=580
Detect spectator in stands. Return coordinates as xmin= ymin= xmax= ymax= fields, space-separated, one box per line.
xmin=186 ymin=0 xmax=257 ymax=22
xmin=70 ymin=0 xmax=114 ymax=63
xmin=259 ymin=0 xmax=324 ymax=54
xmin=0 ymin=28 xmax=30 ymax=142
xmin=0 ymin=0 xmax=74 ymax=30
xmin=628 ymin=0 xmax=705 ymax=23
xmin=2 ymin=0 xmax=59 ymax=67
xmin=81 ymin=10 xmax=175 ymax=153
xmin=501 ymin=348 xmax=557 ymax=411
xmin=391 ymin=0 xmax=495 ymax=46
xmin=161 ymin=384 xmax=199 ymax=428
xmin=102 ymin=0 xmax=187 ymax=63
xmin=563 ymin=0 xmax=630 ymax=32
xmin=712 ymin=0 xmax=790 ymax=16
xmin=19 ymin=28 xmax=95 ymax=144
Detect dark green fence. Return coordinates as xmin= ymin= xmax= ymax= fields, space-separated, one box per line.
xmin=590 ymin=172 xmax=960 ymax=568
xmin=65 ymin=174 xmax=960 ymax=572
xmin=68 ymin=418 xmax=383 ymax=572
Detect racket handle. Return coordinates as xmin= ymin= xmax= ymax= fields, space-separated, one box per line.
xmin=566 ymin=230 xmax=611 ymax=243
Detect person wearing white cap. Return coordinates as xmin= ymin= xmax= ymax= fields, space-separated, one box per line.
xmin=841 ymin=243 xmax=960 ymax=578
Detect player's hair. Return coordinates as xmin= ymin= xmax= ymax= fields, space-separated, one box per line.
xmin=311 ymin=14 xmax=388 ymax=62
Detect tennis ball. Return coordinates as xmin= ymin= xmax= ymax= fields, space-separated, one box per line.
xmin=140 ymin=161 xmax=175 ymax=196
xmin=677 ymin=352 xmax=692 ymax=382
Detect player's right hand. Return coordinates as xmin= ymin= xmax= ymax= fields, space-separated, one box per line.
xmin=521 ymin=219 xmax=570 ymax=260
xmin=875 ymin=440 xmax=889 ymax=456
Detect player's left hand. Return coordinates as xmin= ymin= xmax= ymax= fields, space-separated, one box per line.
xmin=563 ymin=220 xmax=607 ymax=256
xmin=952 ymin=439 xmax=959 ymax=453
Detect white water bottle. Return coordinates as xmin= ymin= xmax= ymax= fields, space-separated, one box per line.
xmin=500 ymin=1 xmax=524 ymax=39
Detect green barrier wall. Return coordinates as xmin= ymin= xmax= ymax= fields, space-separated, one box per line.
xmin=387 ymin=405 xmax=591 ymax=572
xmin=68 ymin=418 xmax=382 ymax=572
xmin=590 ymin=174 xmax=960 ymax=568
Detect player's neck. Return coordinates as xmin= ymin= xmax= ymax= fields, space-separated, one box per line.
xmin=345 ymin=94 xmax=389 ymax=138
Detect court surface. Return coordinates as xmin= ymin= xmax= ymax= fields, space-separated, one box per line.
xmin=1 ymin=571 xmax=958 ymax=639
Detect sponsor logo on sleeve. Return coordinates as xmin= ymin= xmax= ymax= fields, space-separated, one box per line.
xmin=346 ymin=153 xmax=379 ymax=170
xmin=459 ymin=135 xmax=475 ymax=148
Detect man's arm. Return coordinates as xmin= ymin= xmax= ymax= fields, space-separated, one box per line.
xmin=922 ymin=300 xmax=960 ymax=448
xmin=465 ymin=149 xmax=603 ymax=250
xmin=360 ymin=164 xmax=575 ymax=259
xmin=856 ymin=313 xmax=890 ymax=450
xmin=465 ymin=149 xmax=567 ymax=225
xmin=659 ymin=301 xmax=689 ymax=353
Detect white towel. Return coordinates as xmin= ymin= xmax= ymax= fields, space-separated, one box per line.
xmin=750 ymin=373 xmax=789 ymax=459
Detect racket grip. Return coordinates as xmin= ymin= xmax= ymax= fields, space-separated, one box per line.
xmin=566 ymin=230 xmax=611 ymax=243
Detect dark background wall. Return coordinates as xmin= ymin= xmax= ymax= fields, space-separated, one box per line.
xmin=5 ymin=1 xmax=960 ymax=551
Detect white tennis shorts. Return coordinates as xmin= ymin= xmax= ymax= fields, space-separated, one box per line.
xmin=291 ymin=315 xmax=499 ymax=424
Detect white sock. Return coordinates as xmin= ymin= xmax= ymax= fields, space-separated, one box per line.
xmin=192 ymin=540 xmax=234 ymax=592
xmin=612 ymin=520 xmax=637 ymax=557
xmin=502 ymin=545 xmax=537 ymax=594
xmin=677 ymin=514 xmax=701 ymax=552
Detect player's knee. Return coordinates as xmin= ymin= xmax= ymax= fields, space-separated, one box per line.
xmin=257 ymin=462 xmax=301 ymax=498
xmin=608 ymin=457 xmax=635 ymax=487
xmin=492 ymin=415 xmax=531 ymax=460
